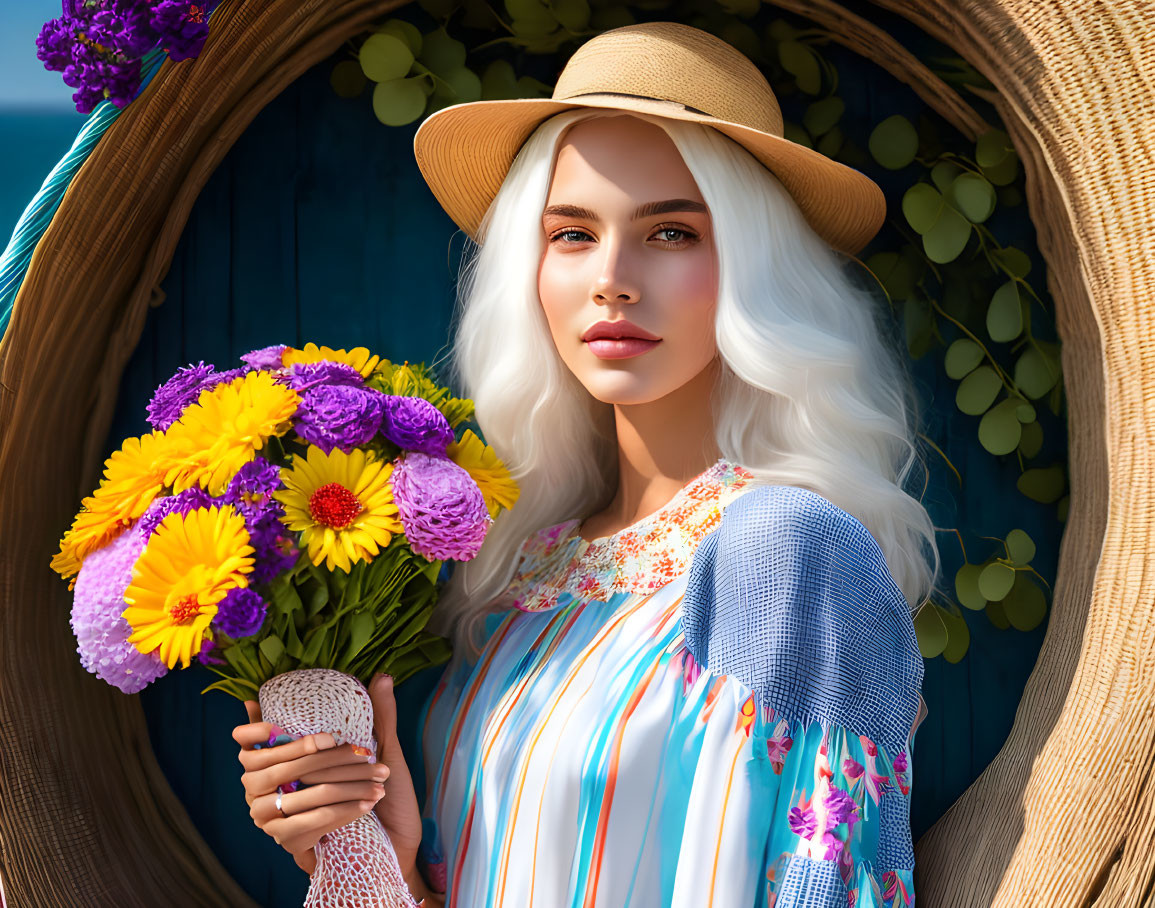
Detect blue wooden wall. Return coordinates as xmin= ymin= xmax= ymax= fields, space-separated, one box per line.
xmin=93 ymin=18 xmax=1060 ymax=904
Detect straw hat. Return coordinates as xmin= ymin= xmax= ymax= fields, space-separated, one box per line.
xmin=412 ymin=21 xmax=886 ymax=256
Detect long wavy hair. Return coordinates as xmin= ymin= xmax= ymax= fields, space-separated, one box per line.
xmin=429 ymin=108 xmax=942 ymax=656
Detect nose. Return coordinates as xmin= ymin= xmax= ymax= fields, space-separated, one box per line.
xmin=591 ymin=234 xmax=640 ymax=306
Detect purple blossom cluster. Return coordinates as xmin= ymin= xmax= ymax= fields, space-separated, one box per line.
xmin=37 ymin=1 xmax=222 ymax=114
xmin=390 ymin=452 xmax=491 ymax=562
xmin=146 ymin=361 xmax=249 ymax=430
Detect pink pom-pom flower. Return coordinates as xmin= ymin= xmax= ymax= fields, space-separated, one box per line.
xmin=390 ymin=452 xmax=491 ymax=562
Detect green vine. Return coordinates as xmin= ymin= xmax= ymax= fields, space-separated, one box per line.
xmin=326 ymin=1 xmax=1067 ymax=663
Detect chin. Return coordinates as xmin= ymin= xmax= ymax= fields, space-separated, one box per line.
xmin=579 ymin=373 xmax=680 ymax=406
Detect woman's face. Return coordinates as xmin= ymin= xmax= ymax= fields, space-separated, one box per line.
xmin=538 ymin=114 xmax=719 ymax=406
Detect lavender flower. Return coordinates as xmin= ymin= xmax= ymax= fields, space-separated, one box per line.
xmin=213 ymin=587 xmax=267 ymax=638
xmin=149 ymin=0 xmax=219 ymax=62
xmin=379 ymin=395 xmax=454 ymax=456
xmin=284 ymin=361 xmax=365 ymax=391
xmin=147 ymin=361 xmax=217 ymax=430
xmin=241 ymin=344 xmax=289 ymax=371
xmin=390 ymin=452 xmax=491 ymax=561
xmin=245 ymin=513 xmax=298 ymax=584
xmin=294 ymin=384 xmax=384 ymax=454
xmin=71 ymin=527 xmax=168 ymax=693
xmin=137 ymin=487 xmax=216 ymax=538
xmin=224 ymin=460 xmax=282 ymax=521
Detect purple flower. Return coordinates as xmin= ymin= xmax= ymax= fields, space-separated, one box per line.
xmin=147 ymin=361 xmax=216 ymax=430
xmin=824 ymin=786 xmax=857 ymax=829
xmin=224 ymin=460 xmax=282 ymax=521
xmin=137 ymin=487 xmax=216 ymax=538
xmin=283 ymin=360 xmax=364 ymax=391
xmin=214 ymin=587 xmax=267 ymax=638
xmin=788 ymin=805 xmax=817 ymax=839
xmin=380 ymin=395 xmax=454 ymax=456
xmin=241 ymin=344 xmax=289 ymax=370
xmin=391 ymin=452 xmax=491 ymax=561
xmin=294 ymin=384 xmax=384 ymax=454
xmin=245 ymin=513 xmax=299 ymax=584
xmin=71 ymin=527 xmax=169 ymax=693
xmin=149 ymin=0 xmax=220 ymax=62
xmin=196 ymin=636 xmax=225 ymax=666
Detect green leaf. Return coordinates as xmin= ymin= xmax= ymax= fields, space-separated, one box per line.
xmin=803 ymin=97 xmax=844 ymax=137
xmin=913 ymin=603 xmax=949 ymax=658
xmin=1017 ymin=465 xmax=1065 ymax=503
xmin=930 ymin=160 xmax=962 ymax=193
xmin=869 ymin=114 xmax=918 ymax=170
xmin=378 ymin=19 xmax=423 ymax=56
xmin=779 ymin=41 xmax=822 ymax=95
xmin=1014 ymin=345 xmax=1060 ymax=399
xmin=418 ymin=27 xmax=468 ymax=76
xmin=816 ymin=125 xmax=843 ymax=158
xmin=783 ymin=121 xmax=812 ymax=149
xmin=941 ymin=610 xmax=970 ymax=663
xmin=588 ymin=5 xmax=634 ymax=30
xmin=993 ymin=246 xmax=1031 ymax=278
xmin=987 ymin=281 xmax=1023 ymax=342
xmin=955 ymin=563 xmax=987 ymax=610
xmin=904 ymin=297 xmax=935 ymax=359
xmin=259 ymin=635 xmax=285 ymax=667
xmin=985 ymin=598 xmax=1010 ymax=630
xmin=978 ymin=561 xmax=1016 ymax=601
xmin=1018 ymin=419 xmax=1043 ymax=458
xmin=955 ymin=364 xmax=1001 ymax=415
xmin=372 ymin=77 xmax=428 ymax=126
xmin=481 ymin=59 xmax=519 ymax=100
xmin=944 ymin=338 xmax=984 ymax=379
xmin=1002 ymin=573 xmax=1047 ymax=631
xmin=978 ymin=398 xmax=1023 ymax=455
xmin=902 ymin=183 xmax=942 ymax=235
xmin=923 ymin=206 xmax=971 ymax=263
xmin=551 ymin=0 xmax=591 ymax=28
xmin=865 ymin=251 xmax=917 ymax=301
xmin=330 ymin=60 xmax=368 ymax=98
xmin=976 ymin=128 xmax=1019 ymax=185
xmin=359 ymin=32 xmax=415 ymax=83
xmin=439 ymin=67 xmax=482 ymax=103
xmin=950 ymin=172 xmax=996 ymax=223
xmin=1005 ymin=528 xmax=1036 ymax=565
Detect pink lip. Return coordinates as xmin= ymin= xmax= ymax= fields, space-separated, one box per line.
xmin=586 ymin=337 xmax=662 ymax=359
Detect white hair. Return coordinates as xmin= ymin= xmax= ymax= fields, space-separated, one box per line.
xmin=428 ymin=108 xmax=941 ymax=656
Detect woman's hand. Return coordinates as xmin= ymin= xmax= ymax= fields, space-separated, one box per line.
xmin=234 ymin=703 xmax=389 ymax=875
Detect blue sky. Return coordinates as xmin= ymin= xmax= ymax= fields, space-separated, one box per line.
xmin=0 ymin=3 xmax=85 ymax=109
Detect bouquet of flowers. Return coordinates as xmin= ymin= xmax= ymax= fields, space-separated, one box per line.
xmin=51 ymin=342 xmax=518 ymax=908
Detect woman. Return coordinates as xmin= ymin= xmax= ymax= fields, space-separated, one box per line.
xmin=233 ymin=22 xmax=935 ymax=907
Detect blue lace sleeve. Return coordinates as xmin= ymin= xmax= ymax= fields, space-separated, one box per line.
xmin=681 ymin=484 xmax=925 ymax=906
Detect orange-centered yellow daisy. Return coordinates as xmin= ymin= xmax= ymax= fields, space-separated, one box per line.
xmin=274 ymin=445 xmax=403 ymax=573
xmin=51 ymin=431 xmax=174 ymax=582
xmin=123 ymin=505 xmax=255 ymax=669
xmin=447 ymin=429 xmax=520 ymax=518
xmin=163 ymin=370 xmax=299 ymax=495
xmin=282 ymin=342 xmax=379 ymax=378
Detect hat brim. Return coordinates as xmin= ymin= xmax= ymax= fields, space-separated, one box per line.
xmin=412 ymin=93 xmax=886 ymax=257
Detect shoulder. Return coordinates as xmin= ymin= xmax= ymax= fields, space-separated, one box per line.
xmin=681 ymin=484 xmax=923 ymax=753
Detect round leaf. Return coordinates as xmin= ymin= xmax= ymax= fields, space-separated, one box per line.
xmin=976 ymin=128 xmax=1013 ymax=168
xmin=372 ymin=76 xmax=427 ymax=126
xmin=1006 ymin=528 xmax=1036 ymax=565
xmin=978 ymin=398 xmax=1023 ymax=455
xmin=902 ymin=183 xmax=943 ymax=235
xmin=941 ymin=610 xmax=971 ymax=663
xmin=481 ymin=59 xmax=519 ymax=100
xmin=330 ymin=60 xmax=367 ymax=98
xmin=931 ymin=160 xmax=962 ymax=193
xmin=1002 ymin=573 xmax=1047 ymax=631
xmin=869 ymin=114 xmax=919 ymax=170
xmin=945 ymin=338 xmax=984 ymax=379
xmin=978 ymin=561 xmax=1016 ymax=601
xmin=816 ymin=125 xmax=843 ymax=158
xmin=779 ymin=41 xmax=821 ymax=95
xmin=956 ymin=365 xmax=1001 ymax=415
xmin=923 ymin=206 xmax=971 ymax=263
xmin=418 ymin=27 xmax=467 ymax=75
xmin=987 ymin=280 xmax=1023 ymax=342
xmin=994 ymin=246 xmax=1031 ymax=278
xmin=986 ymin=598 xmax=1010 ymax=630
xmin=950 ymin=172 xmax=996 ymax=223
xmin=377 ymin=19 xmax=423 ymax=56
xmin=803 ymin=97 xmax=844 ymax=137
xmin=783 ymin=121 xmax=812 ymax=149
xmin=359 ymin=32 xmax=415 ymax=83
xmin=1016 ymin=400 xmax=1036 ymax=423
xmin=955 ymin=563 xmax=987 ymax=610
xmin=439 ymin=66 xmax=482 ymax=103
xmin=913 ymin=603 xmax=949 ymax=658
xmin=516 ymin=74 xmax=554 ymax=98
xmin=589 ymin=5 xmax=634 ymax=29
xmin=552 ymin=0 xmax=591 ymax=28
xmin=1014 ymin=346 xmax=1060 ymax=399
xmin=866 ymin=251 xmax=919 ymax=301
xmin=904 ymin=297 xmax=935 ymax=359
xmin=1018 ymin=419 xmax=1044 ymax=458
xmin=1017 ymin=465 xmax=1065 ymax=503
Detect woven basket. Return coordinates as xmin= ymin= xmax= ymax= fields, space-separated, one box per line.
xmin=0 ymin=0 xmax=1149 ymax=905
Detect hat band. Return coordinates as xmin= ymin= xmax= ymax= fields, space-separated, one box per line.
xmin=559 ymin=90 xmax=716 ymax=120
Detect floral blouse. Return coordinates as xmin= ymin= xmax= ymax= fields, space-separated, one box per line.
xmin=415 ymin=458 xmax=927 ymax=906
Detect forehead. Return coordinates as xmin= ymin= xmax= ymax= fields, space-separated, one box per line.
xmin=546 ymin=114 xmax=704 ymax=203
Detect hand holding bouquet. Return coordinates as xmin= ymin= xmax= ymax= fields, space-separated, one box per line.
xmin=51 ymin=342 xmax=518 ymax=907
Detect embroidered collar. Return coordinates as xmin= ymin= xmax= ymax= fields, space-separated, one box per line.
xmin=505 ymin=458 xmax=755 ymax=613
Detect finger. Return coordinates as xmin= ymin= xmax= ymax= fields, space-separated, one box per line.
xmin=278 ymin=801 xmax=380 ymax=855
xmin=239 ymin=733 xmax=338 ymax=772
xmin=298 ymin=762 xmax=391 ymax=786
xmin=369 ymin=673 xmax=402 ymax=764
xmin=252 ymin=781 xmax=384 ymax=825
xmin=243 ymin=744 xmax=374 ymax=797
xmin=232 ymin=721 xmax=279 ymax=749
xmin=244 ymin=700 xmax=263 ymax=724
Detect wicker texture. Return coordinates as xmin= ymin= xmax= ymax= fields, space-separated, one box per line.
xmin=0 ymin=0 xmax=1148 ymax=904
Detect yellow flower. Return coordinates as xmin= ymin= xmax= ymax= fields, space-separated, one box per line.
xmin=123 ymin=505 xmax=254 ymax=669
xmin=51 ymin=431 xmax=173 ymax=583
xmin=275 ymin=445 xmax=403 ymax=573
xmin=162 ymin=371 xmax=299 ymax=495
xmin=447 ymin=429 xmax=520 ymax=518
xmin=282 ymin=343 xmax=379 ymax=378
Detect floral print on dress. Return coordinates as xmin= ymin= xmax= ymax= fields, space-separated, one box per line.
xmin=505 ymin=458 xmax=755 ymax=612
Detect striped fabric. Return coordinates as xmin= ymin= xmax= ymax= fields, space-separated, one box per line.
xmin=416 ymin=460 xmax=924 ymax=907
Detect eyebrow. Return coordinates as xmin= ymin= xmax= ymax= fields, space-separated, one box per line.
xmin=541 ymin=199 xmax=709 ymax=222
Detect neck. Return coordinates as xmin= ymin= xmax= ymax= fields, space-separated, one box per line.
xmin=582 ymin=358 xmax=723 ymax=541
